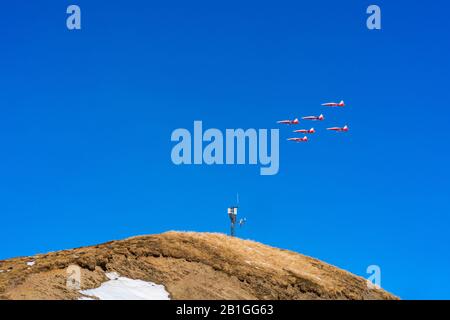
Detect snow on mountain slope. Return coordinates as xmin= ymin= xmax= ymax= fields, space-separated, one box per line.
xmin=80 ymin=272 xmax=170 ymax=300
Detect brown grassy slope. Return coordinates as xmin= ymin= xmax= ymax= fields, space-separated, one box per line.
xmin=0 ymin=232 xmax=397 ymax=300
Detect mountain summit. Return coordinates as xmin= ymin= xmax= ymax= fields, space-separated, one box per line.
xmin=0 ymin=232 xmax=397 ymax=300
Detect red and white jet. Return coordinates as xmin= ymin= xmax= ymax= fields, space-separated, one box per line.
xmin=327 ymin=125 xmax=349 ymax=132
xmin=322 ymin=100 xmax=345 ymax=107
xmin=293 ymin=128 xmax=315 ymax=134
xmin=277 ymin=118 xmax=299 ymax=125
xmin=287 ymin=136 xmax=308 ymax=142
xmin=302 ymin=114 xmax=324 ymax=121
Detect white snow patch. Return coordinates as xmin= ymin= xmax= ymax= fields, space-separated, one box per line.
xmin=26 ymin=261 xmax=35 ymax=266
xmin=79 ymin=272 xmax=170 ymax=300
xmin=105 ymin=272 xmax=120 ymax=280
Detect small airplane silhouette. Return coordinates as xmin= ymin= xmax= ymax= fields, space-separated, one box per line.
xmin=302 ymin=114 xmax=324 ymax=121
xmin=287 ymin=136 xmax=308 ymax=142
xmin=327 ymin=125 xmax=349 ymax=132
xmin=277 ymin=118 xmax=299 ymax=125
xmin=322 ymin=100 xmax=345 ymax=107
xmin=293 ymin=128 xmax=315 ymax=134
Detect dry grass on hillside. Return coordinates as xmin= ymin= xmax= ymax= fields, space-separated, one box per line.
xmin=0 ymin=232 xmax=397 ymax=300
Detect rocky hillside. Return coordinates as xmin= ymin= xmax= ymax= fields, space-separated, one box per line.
xmin=0 ymin=232 xmax=397 ymax=300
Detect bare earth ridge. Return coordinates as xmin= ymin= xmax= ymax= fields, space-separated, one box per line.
xmin=0 ymin=232 xmax=397 ymax=300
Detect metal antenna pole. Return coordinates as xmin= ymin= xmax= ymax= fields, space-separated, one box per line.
xmin=228 ymin=193 xmax=239 ymax=237
xmin=231 ymin=221 xmax=235 ymax=237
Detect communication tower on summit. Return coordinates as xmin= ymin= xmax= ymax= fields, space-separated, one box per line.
xmin=228 ymin=193 xmax=245 ymax=237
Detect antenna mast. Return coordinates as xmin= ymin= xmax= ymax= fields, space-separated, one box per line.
xmin=227 ymin=193 xmax=240 ymax=237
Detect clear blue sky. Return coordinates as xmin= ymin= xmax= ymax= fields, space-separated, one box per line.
xmin=1 ymin=1 xmax=449 ymax=299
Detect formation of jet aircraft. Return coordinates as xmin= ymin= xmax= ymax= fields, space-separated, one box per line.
xmin=277 ymin=100 xmax=349 ymax=143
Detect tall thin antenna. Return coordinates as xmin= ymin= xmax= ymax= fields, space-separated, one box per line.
xmin=227 ymin=193 xmax=244 ymax=237
xmin=228 ymin=193 xmax=240 ymax=237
